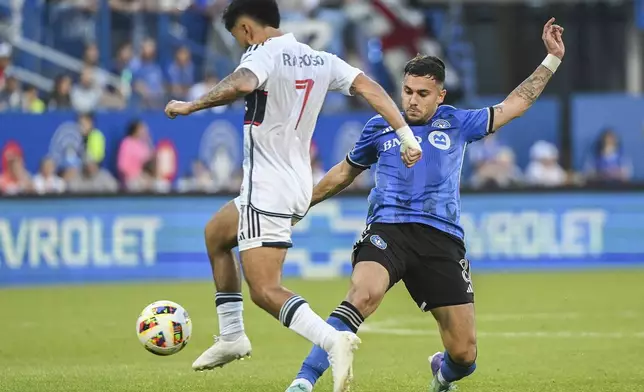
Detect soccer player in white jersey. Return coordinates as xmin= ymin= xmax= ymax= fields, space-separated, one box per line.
xmin=164 ymin=1 xmax=421 ymax=391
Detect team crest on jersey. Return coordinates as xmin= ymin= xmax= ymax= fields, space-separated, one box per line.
xmin=370 ymin=235 xmax=387 ymax=250
xmin=431 ymin=119 xmax=451 ymax=129
xmin=428 ymin=131 xmax=451 ymax=150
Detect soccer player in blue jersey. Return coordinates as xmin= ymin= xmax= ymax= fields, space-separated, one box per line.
xmin=285 ymin=18 xmax=565 ymax=392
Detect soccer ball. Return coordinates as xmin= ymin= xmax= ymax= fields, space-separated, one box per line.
xmin=136 ymin=300 xmax=192 ymax=356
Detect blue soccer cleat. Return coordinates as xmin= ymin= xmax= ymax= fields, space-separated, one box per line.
xmin=430 ymin=351 xmax=444 ymax=376
xmin=428 ymin=352 xmax=458 ymax=392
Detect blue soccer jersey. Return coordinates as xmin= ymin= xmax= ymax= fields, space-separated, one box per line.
xmin=346 ymin=105 xmax=494 ymax=240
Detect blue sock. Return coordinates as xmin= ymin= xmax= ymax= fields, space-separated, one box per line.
xmin=438 ymin=351 xmax=477 ymax=384
xmin=294 ymin=301 xmax=364 ymax=386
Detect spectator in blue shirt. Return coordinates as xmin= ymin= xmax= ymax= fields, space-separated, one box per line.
xmin=585 ymin=128 xmax=632 ymax=183
xmin=167 ymin=46 xmax=195 ymax=100
xmin=131 ymin=38 xmax=165 ymax=109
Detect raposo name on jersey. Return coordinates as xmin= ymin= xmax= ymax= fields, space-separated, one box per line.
xmin=282 ymin=53 xmax=325 ymax=68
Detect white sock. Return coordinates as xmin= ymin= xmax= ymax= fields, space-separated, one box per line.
xmin=215 ymin=292 xmax=245 ymax=342
xmin=290 ymin=378 xmax=313 ymax=392
xmin=279 ymin=295 xmax=338 ymax=352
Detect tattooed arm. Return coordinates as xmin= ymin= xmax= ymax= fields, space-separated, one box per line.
xmin=491 ymin=66 xmax=554 ymax=132
xmin=190 ymin=68 xmax=259 ymax=112
xmin=164 ymin=68 xmax=259 ymax=118
xmin=491 ymin=17 xmax=565 ymax=132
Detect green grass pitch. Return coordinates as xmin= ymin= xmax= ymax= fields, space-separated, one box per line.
xmin=2 ymin=270 xmax=644 ymax=392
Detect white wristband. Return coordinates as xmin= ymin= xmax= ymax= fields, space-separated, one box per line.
xmin=395 ymin=125 xmax=413 ymax=141
xmin=541 ymin=54 xmax=561 ymax=73
xmin=395 ymin=125 xmax=420 ymax=150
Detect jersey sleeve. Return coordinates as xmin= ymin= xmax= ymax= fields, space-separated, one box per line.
xmin=346 ymin=117 xmax=381 ymax=169
xmin=235 ymin=45 xmax=274 ymax=86
xmin=459 ymin=107 xmax=494 ymax=143
xmin=328 ymin=55 xmax=364 ymax=96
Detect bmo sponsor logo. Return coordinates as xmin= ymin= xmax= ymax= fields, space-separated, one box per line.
xmin=382 ymin=136 xmax=423 ymax=152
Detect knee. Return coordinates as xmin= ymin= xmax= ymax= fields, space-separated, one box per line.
xmin=346 ymin=284 xmax=383 ymax=317
xmin=448 ymin=338 xmax=478 ymax=366
xmin=204 ymin=217 xmax=235 ymax=252
xmin=204 ymin=218 xmax=222 ymax=247
xmin=247 ymin=281 xmax=276 ymax=310
xmin=247 ymin=283 xmax=269 ymax=309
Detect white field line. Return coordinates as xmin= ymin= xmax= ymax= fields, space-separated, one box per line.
xmin=361 ymin=316 xmax=644 ymax=339
xmin=368 ymin=311 xmax=642 ymax=327
xmin=478 ymin=312 xmax=581 ymax=321
xmin=477 ymin=310 xmax=642 ymax=321
xmin=361 ymin=325 xmax=644 ymax=339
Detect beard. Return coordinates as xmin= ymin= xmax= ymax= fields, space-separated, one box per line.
xmin=404 ymin=112 xmax=429 ymax=126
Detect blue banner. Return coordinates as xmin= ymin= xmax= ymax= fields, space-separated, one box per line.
xmin=0 ymin=192 xmax=642 ymax=286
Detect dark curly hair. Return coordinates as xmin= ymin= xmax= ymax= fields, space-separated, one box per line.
xmin=222 ymin=0 xmax=280 ymax=32
xmin=404 ymin=55 xmax=446 ymax=84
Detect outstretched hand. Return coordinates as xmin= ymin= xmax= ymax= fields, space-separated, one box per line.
xmin=542 ymin=17 xmax=565 ymax=59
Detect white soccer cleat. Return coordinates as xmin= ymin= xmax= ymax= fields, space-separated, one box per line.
xmin=327 ymin=331 xmax=361 ymax=392
xmin=191 ymin=334 xmax=252 ymax=371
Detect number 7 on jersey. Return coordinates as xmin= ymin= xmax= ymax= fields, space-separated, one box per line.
xmin=295 ymin=79 xmax=314 ymax=130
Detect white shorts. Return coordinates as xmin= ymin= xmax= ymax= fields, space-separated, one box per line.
xmin=234 ymin=197 xmax=294 ymax=252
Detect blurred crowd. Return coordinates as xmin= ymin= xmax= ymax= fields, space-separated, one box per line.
xmin=0 ymin=39 xmax=232 ymax=113
xmin=0 ymin=117 xmax=632 ymax=196
xmin=0 ymin=0 xmax=461 ymax=113
xmin=0 ymin=113 xmax=238 ymax=195
xmin=468 ymin=129 xmax=633 ymax=190
xmin=0 ymin=1 xmax=637 ymax=195
xmin=0 ymin=108 xmax=379 ymax=195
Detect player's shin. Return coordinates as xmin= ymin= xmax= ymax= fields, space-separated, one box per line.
xmin=215 ymin=293 xmax=245 ymax=341
xmin=205 ymin=202 xmax=245 ymax=341
xmin=292 ymin=302 xmax=365 ymax=388
xmin=280 ymin=295 xmax=340 ymax=351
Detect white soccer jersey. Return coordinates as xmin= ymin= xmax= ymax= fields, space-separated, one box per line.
xmin=235 ymin=33 xmax=363 ymax=219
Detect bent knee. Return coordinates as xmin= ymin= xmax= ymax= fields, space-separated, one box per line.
xmin=246 ymin=280 xmax=282 ymax=310
xmin=449 ymin=340 xmax=478 ymax=366
xmin=247 ymin=283 xmax=271 ymax=309
xmin=205 ymin=216 xmax=237 ymax=251
xmin=346 ymin=284 xmax=385 ymax=317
